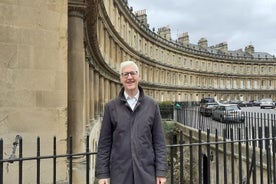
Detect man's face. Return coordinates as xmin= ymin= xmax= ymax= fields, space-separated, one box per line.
xmin=120 ymin=66 xmax=141 ymax=93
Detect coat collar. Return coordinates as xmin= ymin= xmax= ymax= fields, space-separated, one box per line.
xmin=119 ymin=85 xmax=144 ymax=103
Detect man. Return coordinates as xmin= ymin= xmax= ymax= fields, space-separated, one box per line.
xmin=95 ymin=61 xmax=167 ymax=184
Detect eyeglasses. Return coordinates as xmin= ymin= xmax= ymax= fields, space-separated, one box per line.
xmin=121 ymin=71 xmax=138 ymax=78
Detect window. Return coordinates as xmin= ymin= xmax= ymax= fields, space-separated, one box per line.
xmin=227 ymin=65 xmax=230 ymax=72
xmin=232 ymin=66 xmax=236 ymax=73
xmin=233 ymin=80 xmax=237 ymax=88
xmin=240 ymin=66 xmax=243 ymax=73
xmin=220 ymin=64 xmax=224 ymax=72
xmin=269 ymin=80 xmax=272 ymax=88
xmin=167 ymin=72 xmax=170 ymax=83
xmin=247 ymin=80 xmax=251 ymax=89
xmin=184 ymin=75 xmax=187 ymax=85
xmin=214 ymin=64 xmax=217 ymax=72
xmin=261 ymin=67 xmax=264 ymax=73
xmin=254 ymin=66 xmax=257 ymax=73
xmin=269 ymin=67 xmax=272 ymax=73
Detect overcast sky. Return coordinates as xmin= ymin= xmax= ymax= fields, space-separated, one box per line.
xmin=128 ymin=0 xmax=276 ymax=56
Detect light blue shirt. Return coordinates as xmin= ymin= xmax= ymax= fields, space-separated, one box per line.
xmin=124 ymin=91 xmax=139 ymax=111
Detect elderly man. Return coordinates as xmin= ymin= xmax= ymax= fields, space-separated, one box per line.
xmin=95 ymin=61 xmax=167 ymax=184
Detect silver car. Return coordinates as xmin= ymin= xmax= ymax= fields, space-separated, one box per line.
xmin=260 ymin=98 xmax=275 ymax=109
xmin=212 ymin=104 xmax=245 ymax=123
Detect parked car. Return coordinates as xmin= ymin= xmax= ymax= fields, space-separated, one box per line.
xmin=200 ymin=102 xmax=218 ymax=117
xmin=253 ymin=100 xmax=261 ymax=106
xmin=200 ymin=98 xmax=215 ymax=104
xmin=211 ymin=104 xmax=245 ymax=123
xmin=228 ymin=100 xmax=242 ymax=105
xmin=238 ymin=100 xmax=254 ymax=107
xmin=260 ymin=98 xmax=275 ymax=109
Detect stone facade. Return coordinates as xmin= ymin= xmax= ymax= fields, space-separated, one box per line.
xmin=0 ymin=0 xmax=68 ymax=183
xmin=0 ymin=0 xmax=275 ymax=183
xmin=94 ymin=0 xmax=276 ymax=104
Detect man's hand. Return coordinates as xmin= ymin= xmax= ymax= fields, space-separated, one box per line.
xmin=156 ymin=176 xmax=166 ymax=184
xmin=98 ymin=178 xmax=109 ymax=184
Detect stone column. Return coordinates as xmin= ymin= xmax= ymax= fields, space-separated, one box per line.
xmin=89 ymin=69 xmax=95 ymax=120
xmin=99 ymin=76 xmax=105 ymax=113
xmin=68 ymin=1 xmax=86 ymax=152
xmin=85 ymin=61 xmax=90 ymax=127
xmin=105 ymin=79 xmax=110 ymax=104
xmin=68 ymin=2 xmax=88 ymax=183
xmin=94 ymin=71 xmax=100 ymax=117
xmin=111 ymin=82 xmax=116 ymax=99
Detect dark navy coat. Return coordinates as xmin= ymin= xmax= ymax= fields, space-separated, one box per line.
xmin=95 ymin=86 xmax=167 ymax=184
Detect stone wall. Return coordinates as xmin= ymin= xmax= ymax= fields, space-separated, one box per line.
xmin=0 ymin=0 xmax=68 ymax=183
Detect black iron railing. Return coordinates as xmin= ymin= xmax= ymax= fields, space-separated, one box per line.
xmin=1 ymin=103 xmax=276 ymax=183
xmin=168 ymin=128 xmax=276 ymax=184
xmin=1 ymin=129 xmax=276 ymax=184
xmin=0 ymin=136 xmax=96 ymax=184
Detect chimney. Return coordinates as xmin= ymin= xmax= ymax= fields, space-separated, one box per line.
xmin=135 ymin=9 xmax=148 ymax=27
xmin=245 ymin=45 xmax=254 ymax=55
xmin=198 ymin=37 xmax=208 ymax=48
xmin=177 ymin=32 xmax=189 ymax=45
xmin=157 ymin=26 xmax=172 ymax=41
xmin=214 ymin=42 xmax=228 ymax=53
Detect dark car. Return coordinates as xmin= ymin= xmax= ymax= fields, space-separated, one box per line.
xmin=253 ymin=100 xmax=261 ymax=106
xmin=212 ymin=104 xmax=245 ymax=123
xmin=200 ymin=102 xmax=218 ymax=116
xmin=238 ymin=100 xmax=254 ymax=107
xmin=200 ymin=98 xmax=215 ymax=104
xmin=228 ymin=100 xmax=242 ymax=105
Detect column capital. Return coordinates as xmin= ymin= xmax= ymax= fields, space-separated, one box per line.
xmin=68 ymin=0 xmax=87 ymax=18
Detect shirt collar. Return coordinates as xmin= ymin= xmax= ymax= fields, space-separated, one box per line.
xmin=124 ymin=90 xmax=139 ymax=100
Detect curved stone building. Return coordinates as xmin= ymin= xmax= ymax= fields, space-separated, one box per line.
xmin=86 ymin=0 xmax=276 ymax=113
xmin=0 ymin=0 xmax=275 ymax=183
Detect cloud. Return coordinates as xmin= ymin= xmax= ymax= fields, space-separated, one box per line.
xmin=129 ymin=0 xmax=276 ymax=55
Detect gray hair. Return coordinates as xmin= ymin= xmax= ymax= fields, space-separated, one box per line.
xmin=120 ymin=61 xmax=139 ymax=74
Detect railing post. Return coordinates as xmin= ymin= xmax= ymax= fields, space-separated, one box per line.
xmin=206 ymin=129 xmax=211 ymax=184
xmin=245 ymin=127 xmax=249 ymax=184
xmin=169 ymin=133 xmax=174 ymax=184
xmin=189 ymin=130 xmax=193 ymax=184
xmin=86 ymin=135 xmax=90 ymax=184
xmin=37 ymin=137 xmax=40 ymax=184
xmin=0 ymin=139 xmax=3 ymax=184
xmin=230 ymin=128 xmax=235 ymax=184
xmin=223 ymin=129 xmax=227 ymax=184
xmin=19 ymin=137 xmax=23 ymax=184
xmin=258 ymin=126 xmax=263 ymax=184
xmin=238 ymin=128 xmax=243 ymax=184
xmin=198 ymin=129 xmax=202 ymax=184
xmin=179 ymin=132 xmax=184 ymax=184
xmin=252 ymin=127 xmax=256 ymax=184
xmin=215 ymin=130 xmax=219 ymax=184
xmin=53 ymin=136 xmax=56 ymax=184
xmin=272 ymin=126 xmax=276 ymax=184
xmin=69 ymin=136 xmax=73 ymax=184
xmin=265 ymin=126 xmax=271 ymax=184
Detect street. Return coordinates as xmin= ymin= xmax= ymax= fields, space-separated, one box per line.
xmin=177 ymin=105 xmax=276 ymax=140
